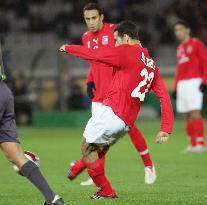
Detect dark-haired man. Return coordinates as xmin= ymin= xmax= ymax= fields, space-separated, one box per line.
xmin=60 ymin=20 xmax=174 ymax=199
xmin=173 ymin=20 xmax=207 ymax=152
xmin=68 ymin=3 xmax=157 ymax=186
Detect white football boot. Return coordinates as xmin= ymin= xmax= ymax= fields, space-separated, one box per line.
xmin=182 ymin=145 xmax=206 ymax=153
xmin=182 ymin=145 xmax=194 ymax=153
xmin=80 ymin=178 xmax=94 ymax=186
xmin=194 ymin=145 xmax=207 ymax=153
xmin=144 ymin=165 xmax=157 ymax=184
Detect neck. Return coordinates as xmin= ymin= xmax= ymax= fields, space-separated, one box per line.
xmin=181 ymin=36 xmax=190 ymax=43
xmin=97 ymin=22 xmax=104 ymax=32
xmin=128 ymin=39 xmax=141 ymax=46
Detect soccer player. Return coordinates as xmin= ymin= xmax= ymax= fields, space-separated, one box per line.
xmin=60 ymin=20 xmax=174 ymax=199
xmin=173 ymin=20 xmax=207 ymax=152
xmin=68 ymin=2 xmax=156 ymax=187
xmin=0 ymin=58 xmax=65 ymax=204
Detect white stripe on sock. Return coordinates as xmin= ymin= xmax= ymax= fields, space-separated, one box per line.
xmin=139 ymin=149 xmax=149 ymax=156
xmin=196 ymin=137 xmax=205 ymax=142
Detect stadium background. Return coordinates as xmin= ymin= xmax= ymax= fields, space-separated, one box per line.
xmin=1 ymin=1 xmax=207 ymax=205
xmin=0 ymin=0 xmax=207 ymax=127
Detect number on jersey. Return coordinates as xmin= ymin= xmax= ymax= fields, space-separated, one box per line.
xmin=131 ymin=68 xmax=154 ymax=101
xmin=131 ymin=52 xmax=155 ymax=101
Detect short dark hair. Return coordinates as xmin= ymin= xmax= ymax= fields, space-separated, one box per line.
xmin=83 ymin=3 xmax=103 ymax=15
xmin=174 ymin=20 xmax=190 ymax=28
xmin=114 ymin=21 xmax=139 ymax=40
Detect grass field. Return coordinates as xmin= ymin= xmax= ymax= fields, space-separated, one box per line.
xmin=0 ymin=120 xmax=207 ymax=205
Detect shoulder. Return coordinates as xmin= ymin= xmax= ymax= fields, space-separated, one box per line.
xmin=105 ymin=23 xmax=116 ymax=31
xmin=116 ymin=44 xmax=129 ymax=51
xmin=82 ymin=31 xmax=92 ymax=39
xmin=191 ymin=38 xmax=205 ymax=46
xmin=191 ymin=37 xmax=201 ymax=43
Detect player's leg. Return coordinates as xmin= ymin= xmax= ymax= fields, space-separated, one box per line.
xmin=185 ymin=112 xmax=197 ymax=150
xmin=81 ymin=139 xmax=116 ymax=199
xmin=128 ymin=126 xmax=156 ymax=184
xmin=0 ymin=83 xmax=65 ymax=205
xmin=184 ymin=111 xmax=205 ymax=152
xmin=68 ymin=102 xmax=105 ymax=182
xmin=68 ymin=156 xmax=87 ymax=180
xmin=81 ymin=105 xmax=127 ymax=198
xmin=0 ymin=142 xmax=65 ymax=205
xmin=189 ymin=110 xmax=206 ymax=150
xmin=177 ymin=79 xmax=205 ymax=152
xmin=128 ymin=125 xmax=153 ymax=167
xmin=79 ymin=147 xmax=108 ymax=186
xmin=67 ymin=102 xmax=105 ymax=184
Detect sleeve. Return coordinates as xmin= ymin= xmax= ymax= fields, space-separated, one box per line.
xmin=82 ymin=35 xmax=86 ymax=46
xmin=86 ymin=66 xmax=94 ymax=83
xmin=196 ymin=40 xmax=207 ymax=84
xmin=151 ymin=73 xmax=174 ymax=134
xmin=64 ymin=45 xmax=121 ymax=68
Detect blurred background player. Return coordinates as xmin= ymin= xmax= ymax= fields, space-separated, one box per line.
xmin=173 ymin=20 xmax=207 ymax=152
xmin=68 ymin=2 xmax=156 ymax=186
xmin=60 ymin=20 xmax=174 ymax=199
xmin=0 ymin=43 xmax=66 ymax=205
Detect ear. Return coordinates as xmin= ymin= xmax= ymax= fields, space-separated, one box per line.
xmin=187 ymin=28 xmax=191 ymax=35
xmin=100 ymin=14 xmax=104 ymax=21
xmin=123 ymin=34 xmax=130 ymax=42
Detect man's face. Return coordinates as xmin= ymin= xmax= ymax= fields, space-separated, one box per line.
xmin=174 ymin=24 xmax=190 ymax=42
xmin=84 ymin=10 xmax=104 ymax=33
xmin=114 ymin=31 xmax=125 ymax=47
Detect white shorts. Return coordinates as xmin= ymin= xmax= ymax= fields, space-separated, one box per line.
xmin=176 ymin=78 xmax=203 ymax=113
xmin=84 ymin=104 xmax=129 ymax=146
xmin=91 ymin=102 xmax=103 ymax=116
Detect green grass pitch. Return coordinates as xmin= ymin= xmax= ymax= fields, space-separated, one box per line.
xmin=0 ymin=120 xmax=207 ymax=205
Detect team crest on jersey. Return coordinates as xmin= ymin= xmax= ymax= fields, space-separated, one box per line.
xmin=102 ymin=36 xmax=109 ymax=45
xmin=186 ymin=45 xmax=192 ymax=54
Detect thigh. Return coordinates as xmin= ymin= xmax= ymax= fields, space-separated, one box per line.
xmin=84 ymin=106 xmax=128 ymax=146
xmin=0 ymin=86 xmax=19 ymax=144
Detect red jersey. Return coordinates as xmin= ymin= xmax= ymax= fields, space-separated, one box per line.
xmin=173 ymin=38 xmax=207 ymax=90
xmin=65 ymin=44 xmax=174 ymax=133
xmin=82 ymin=23 xmax=116 ymax=102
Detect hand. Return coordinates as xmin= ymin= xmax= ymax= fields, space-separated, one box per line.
xmin=156 ymin=131 xmax=169 ymax=144
xmin=87 ymin=81 xmax=96 ymax=99
xmin=59 ymin=44 xmax=67 ymax=52
xmin=172 ymin=91 xmax=177 ymax=100
xmin=200 ymin=83 xmax=207 ymax=93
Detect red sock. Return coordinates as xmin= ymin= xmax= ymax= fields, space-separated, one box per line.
xmin=128 ymin=126 xmax=153 ymax=167
xmin=194 ymin=118 xmax=205 ymax=146
xmin=72 ymin=157 xmax=86 ymax=172
xmin=86 ymin=157 xmax=114 ymax=194
xmin=186 ymin=120 xmax=197 ymax=147
xmin=97 ymin=146 xmax=109 ymax=159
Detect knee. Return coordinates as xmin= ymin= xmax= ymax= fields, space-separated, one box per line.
xmin=4 ymin=152 xmax=14 ymax=163
xmin=190 ymin=111 xmax=201 ymax=120
xmin=81 ymin=145 xmax=87 ymax=157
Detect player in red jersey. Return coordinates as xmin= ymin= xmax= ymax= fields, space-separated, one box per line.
xmin=173 ymin=20 xmax=207 ymax=152
xmin=68 ymin=3 xmax=156 ymax=186
xmin=60 ymin=21 xmax=174 ymax=199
